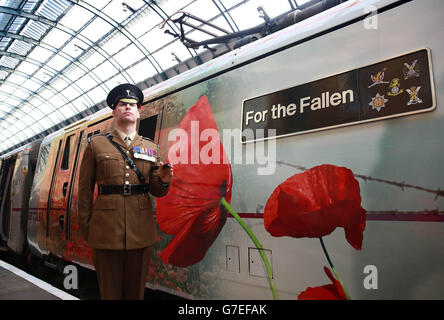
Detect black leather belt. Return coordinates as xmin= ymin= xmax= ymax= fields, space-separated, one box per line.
xmin=98 ymin=184 xmax=150 ymax=196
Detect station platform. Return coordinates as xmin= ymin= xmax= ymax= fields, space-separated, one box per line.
xmin=0 ymin=260 xmax=78 ymax=300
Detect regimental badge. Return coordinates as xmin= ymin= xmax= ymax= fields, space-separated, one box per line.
xmin=403 ymin=59 xmax=420 ymax=80
xmin=406 ymin=86 xmax=423 ymax=105
xmin=369 ymin=93 xmax=388 ymax=112
xmin=368 ymin=67 xmax=389 ymax=88
xmin=387 ymin=78 xmax=404 ymax=96
xmin=133 ymin=146 xmax=157 ymax=162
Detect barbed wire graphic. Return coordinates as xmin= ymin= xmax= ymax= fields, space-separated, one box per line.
xmin=275 ymin=160 xmax=444 ymax=200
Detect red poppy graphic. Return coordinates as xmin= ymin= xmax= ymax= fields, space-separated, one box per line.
xmin=264 ymin=164 xmax=366 ymax=250
xmin=298 ymin=266 xmax=347 ymax=300
xmin=156 ymin=95 xmax=232 ymax=267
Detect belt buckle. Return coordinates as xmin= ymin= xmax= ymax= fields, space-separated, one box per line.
xmin=123 ymin=184 xmax=131 ymax=196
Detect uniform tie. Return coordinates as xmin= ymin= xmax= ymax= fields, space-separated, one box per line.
xmin=124 ymin=136 xmax=131 ymax=146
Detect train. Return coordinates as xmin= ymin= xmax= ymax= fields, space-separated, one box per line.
xmin=1 ymin=0 xmax=443 ymax=299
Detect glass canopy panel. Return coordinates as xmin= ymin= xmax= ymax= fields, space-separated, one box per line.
xmin=39 ymin=116 xmax=55 ymax=130
xmin=34 ymin=68 xmax=53 ymax=82
xmin=138 ymin=27 xmax=170 ymax=53
xmin=229 ymin=0 xmax=264 ymax=31
xmin=47 ymin=110 xmax=63 ymax=124
xmin=21 ymin=20 xmax=50 ymax=41
xmin=30 ymin=121 xmax=43 ymax=132
xmin=93 ymin=60 xmax=118 ymax=83
xmin=160 ymin=0 xmax=194 ymax=16
xmin=51 ymin=77 xmax=69 ymax=91
xmin=8 ymin=39 xmax=33 ymax=56
xmin=22 ymin=127 xmax=37 ymax=138
xmin=124 ymin=0 xmax=145 ymax=11
xmin=12 ymin=88 xmax=31 ymax=100
xmin=65 ymin=65 xmax=86 ymax=82
xmin=27 ymin=46 xmax=53 ymax=63
xmin=28 ymin=108 xmax=45 ymax=121
xmin=82 ymin=51 xmax=106 ymax=69
xmin=0 ymin=83 xmax=16 ymax=94
xmin=38 ymin=88 xmax=54 ymax=100
xmin=80 ymin=17 xmax=114 ymax=43
xmin=100 ymin=33 xmax=131 ymax=56
xmin=46 ymin=54 xmax=71 ymax=71
xmin=71 ymin=95 xmax=90 ymax=112
xmin=112 ymin=43 xmax=144 ymax=69
xmin=41 ymin=28 xmax=71 ymax=48
xmin=22 ymin=0 xmax=40 ymax=13
xmin=16 ymin=60 xmax=39 ymax=75
xmin=58 ymin=104 xmax=76 ymax=118
xmin=21 ymin=114 xmax=35 ymax=126
xmin=19 ymin=102 xmax=33 ymax=114
xmin=260 ymin=0 xmax=293 ymax=17
xmin=186 ymin=0 xmax=221 ymax=23
xmin=125 ymin=59 xmax=157 ymax=83
xmin=218 ymin=0 xmax=241 ymax=10
xmin=47 ymin=94 xmax=65 ymax=109
xmin=102 ymin=0 xmax=132 ymax=24
xmin=61 ymin=40 xmax=86 ymax=59
xmin=28 ymin=95 xmax=45 ymax=109
xmin=60 ymin=85 xmax=80 ymax=102
xmin=0 ymin=71 xmax=8 ymax=80
xmin=83 ymin=0 xmax=109 ymax=11
xmin=58 ymin=5 xmax=95 ymax=32
xmin=35 ymin=0 xmax=70 ymax=21
xmin=124 ymin=9 xmax=163 ymax=39
xmin=86 ymin=86 xmax=107 ymax=105
xmin=75 ymin=73 xmax=96 ymax=92
xmin=151 ymin=47 xmax=180 ymax=71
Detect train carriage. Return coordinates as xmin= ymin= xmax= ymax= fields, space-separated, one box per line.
xmin=0 ymin=0 xmax=443 ymax=300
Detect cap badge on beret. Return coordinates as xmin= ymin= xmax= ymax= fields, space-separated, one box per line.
xmin=106 ymin=83 xmax=144 ymax=109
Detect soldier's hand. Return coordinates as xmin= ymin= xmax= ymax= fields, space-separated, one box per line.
xmin=158 ymin=161 xmax=173 ymax=183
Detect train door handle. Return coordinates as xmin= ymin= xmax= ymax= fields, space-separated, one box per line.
xmin=59 ymin=215 xmax=64 ymax=231
xmin=62 ymin=182 xmax=68 ymax=197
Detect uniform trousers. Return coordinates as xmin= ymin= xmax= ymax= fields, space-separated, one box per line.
xmin=92 ymin=246 xmax=154 ymax=300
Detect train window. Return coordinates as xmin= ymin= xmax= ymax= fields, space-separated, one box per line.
xmin=35 ymin=144 xmax=51 ymax=175
xmin=61 ymin=134 xmax=74 ymax=170
xmin=138 ymin=115 xmax=158 ymax=141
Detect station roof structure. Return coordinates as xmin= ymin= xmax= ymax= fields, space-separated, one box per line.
xmin=0 ymin=0 xmax=311 ymax=154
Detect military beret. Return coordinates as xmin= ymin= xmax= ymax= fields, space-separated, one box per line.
xmin=106 ymin=83 xmax=144 ymax=109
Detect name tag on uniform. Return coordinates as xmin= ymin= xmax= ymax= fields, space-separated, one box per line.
xmin=133 ymin=146 xmax=157 ymax=162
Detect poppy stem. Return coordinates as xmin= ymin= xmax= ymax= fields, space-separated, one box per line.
xmin=220 ymin=197 xmax=279 ymax=300
xmin=319 ymin=237 xmax=351 ymax=300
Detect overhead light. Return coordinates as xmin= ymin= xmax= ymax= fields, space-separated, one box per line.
xmin=74 ymin=44 xmax=85 ymax=52
xmin=171 ymin=52 xmax=181 ymax=63
xmin=122 ymin=2 xmax=136 ymax=14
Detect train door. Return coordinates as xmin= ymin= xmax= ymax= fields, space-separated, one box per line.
xmin=47 ymin=128 xmax=81 ymax=257
xmin=65 ymin=116 xmax=112 ymax=265
xmin=0 ymin=157 xmax=16 ymax=243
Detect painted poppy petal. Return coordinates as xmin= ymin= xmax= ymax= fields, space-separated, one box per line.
xmin=298 ymin=267 xmax=347 ymax=300
xmin=264 ymin=164 xmax=366 ymax=250
xmin=156 ymin=95 xmax=232 ymax=267
xmin=161 ymin=205 xmax=228 ymax=267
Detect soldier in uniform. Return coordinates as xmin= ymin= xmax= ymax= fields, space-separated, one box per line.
xmin=78 ymin=83 xmax=173 ymax=300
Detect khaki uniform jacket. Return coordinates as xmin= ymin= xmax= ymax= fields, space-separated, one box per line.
xmin=78 ymin=129 xmax=169 ymax=250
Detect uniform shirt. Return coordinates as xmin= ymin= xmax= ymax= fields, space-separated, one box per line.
xmin=115 ymin=128 xmax=137 ymax=146
xmin=78 ymin=128 xmax=169 ymax=250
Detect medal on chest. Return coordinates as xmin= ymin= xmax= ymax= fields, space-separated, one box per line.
xmin=133 ymin=146 xmax=157 ymax=162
